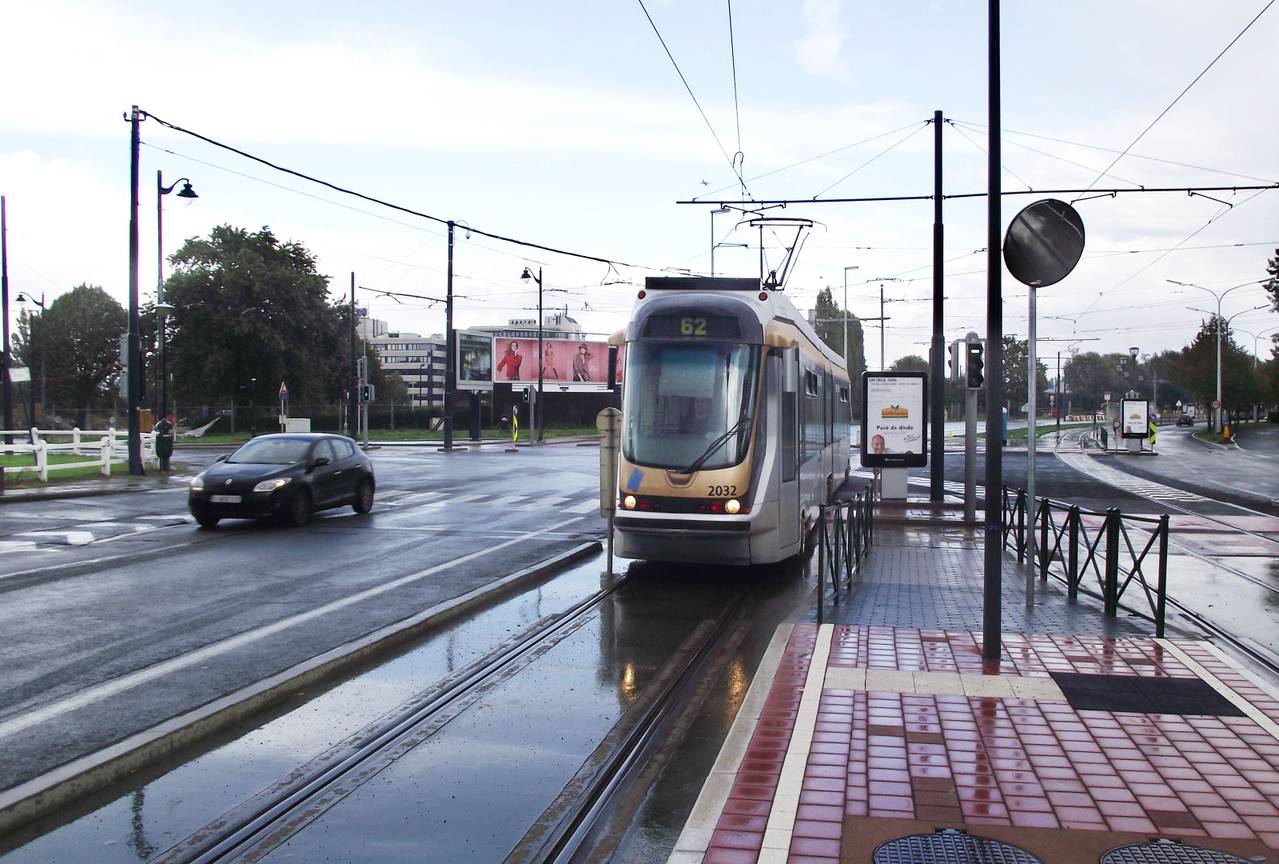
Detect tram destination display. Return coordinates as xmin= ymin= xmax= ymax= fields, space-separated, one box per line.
xmin=861 ymin=372 xmax=928 ymax=468
xmin=642 ymin=314 xmax=741 ymax=339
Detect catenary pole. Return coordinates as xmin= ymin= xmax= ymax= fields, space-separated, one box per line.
xmin=444 ymin=221 xmax=455 ymax=451
xmin=930 ymin=109 xmax=945 ymax=502
xmin=1 ymin=195 xmax=11 ymax=445
xmin=127 ymin=106 xmax=144 ymax=475
xmin=983 ymin=0 xmax=1004 ymax=661
xmin=349 ymin=273 xmax=357 ymax=439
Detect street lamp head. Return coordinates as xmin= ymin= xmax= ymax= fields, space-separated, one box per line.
xmin=175 ymin=181 xmax=198 ymax=199
xmin=155 ymin=301 xmax=175 ymax=320
xmin=520 ymin=266 xmax=533 ymax=282
xmin=1128 ymin=346 xmax=1139 ymax=360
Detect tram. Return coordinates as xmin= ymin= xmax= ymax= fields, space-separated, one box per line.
xmin=612 ymin=276 xmax=851 ymax=565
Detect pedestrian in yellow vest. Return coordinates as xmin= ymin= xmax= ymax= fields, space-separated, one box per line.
xmin=1148 ymin=419 xmax=1157 ymax=451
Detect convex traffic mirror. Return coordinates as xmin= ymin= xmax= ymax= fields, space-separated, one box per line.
xmin=1002 ymin=198 xmax=1085 ymax=287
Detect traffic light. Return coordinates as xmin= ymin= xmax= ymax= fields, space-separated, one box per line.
xmin=948 ymin=342 xmax=962 ymax=382
xmin=522 ymin=387 xmax=531 ymax=402
xmin=359 ymin=383 xmax=374 ymax=402
xmin=966 ymin=342 xmax=984 ymax=389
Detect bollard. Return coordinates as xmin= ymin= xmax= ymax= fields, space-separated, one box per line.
xmin=1016 ymin=489 xmax=1026 ymax=564
xmin=1104 ymin=509 xmax=1121 ymax=617
xmin=1156 ymin=514 xmax=1169 ymax=638
xmin=1038 ymin=497 xmax=1050 ymax=582
xmin=1067 ymin=505 xmax=1080 ymax=600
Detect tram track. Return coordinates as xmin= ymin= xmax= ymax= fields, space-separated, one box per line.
xmin=154 ymin=574 xmax=633 ymax=863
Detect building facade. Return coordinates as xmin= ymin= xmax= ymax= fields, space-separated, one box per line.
xmin=367 ymin=331 xmax=447 ymax=410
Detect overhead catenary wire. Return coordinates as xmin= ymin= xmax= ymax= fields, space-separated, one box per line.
xmin=140 ymin=110 xmax=668 ymax=273
xmin=634 ymin=0 xmax=750 ymax=197
xmin=812 ymin=122 xmax=930 ymax=199
xmin=944 ymin=120 xmax=1034 ymax=191
xmin=1080 ymin=0 xmax=1276 ymax=193
xmin=949 ymin=120 xmax=1279 ymax=185
xmin=727 ymin=0 xmax=743 ymax=160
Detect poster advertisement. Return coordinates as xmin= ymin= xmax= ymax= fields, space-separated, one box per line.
xmin=1121 ymin=398 xmax=1149 ymax=439
xmin=456 ymin=331 xmax=494 ymax=391
xmin=492 ymin=337 xmax=615 ymax=389
xmin=861 ymin=372 xmax=927 ymax=468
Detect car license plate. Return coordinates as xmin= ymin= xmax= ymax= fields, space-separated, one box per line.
xmin=210 ymin=494 xmax=241 ymax=504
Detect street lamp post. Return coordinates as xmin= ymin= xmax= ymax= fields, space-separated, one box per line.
xmin=15 ymin=292 xmax=46 ymax=428
xmin=1185 ymin=301 xmax=1267 ymax=429
xmin=1168 ymin=278 xmax=1264 ymax=432
xmin=842 ymin=266 xmax=859 ymax=367
xmin=1237 ymin=327 xmax=1279 ymax=371
xmin=1 ymin=194 xmax=11 ymax=445
xmin=157 ymin=171 xmax=197 ymax=422
xmin=520 ymin=266 xmax=544 ymax=444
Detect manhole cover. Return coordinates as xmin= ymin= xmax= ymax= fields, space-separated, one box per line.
xmin=873 ymin=829 xmax=1042 ymax=863
xmin=1101 ymin=840 xmax=1255 ymax=864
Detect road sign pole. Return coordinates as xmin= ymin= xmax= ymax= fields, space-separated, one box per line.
xmin=965 ymin=332 xmax=979 ymax=524
xmin=597 ymin=407 xmax=621 ymax=577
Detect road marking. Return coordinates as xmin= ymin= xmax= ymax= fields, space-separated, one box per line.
xmin=0 ymin=514 xmax=587 ymax=741
xmin=565 ymin=498 xmax=600 ymax=514
xmin=1056 ymin=451 xmax=1210 ymax=503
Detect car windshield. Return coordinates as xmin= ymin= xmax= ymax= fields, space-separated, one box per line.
xmin=623 ymin=341 xmax=759 ymax=471
xmin=227 ymin=438 xmax=313 ymax=465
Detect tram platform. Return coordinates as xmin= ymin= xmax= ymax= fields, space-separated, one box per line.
xmin=670 ymin=524 xmax=1279 ymax=863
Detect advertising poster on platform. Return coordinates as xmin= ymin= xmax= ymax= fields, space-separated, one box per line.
xmin=456 ymin=331 xmax=494 ymax=391
xmin=860 ymin=372 xmax=928 ymax=468
xmin=493 ymin=337 xmax=615 ymax=390
xmin=1121 ymin=398 xmax=1149 ymax=439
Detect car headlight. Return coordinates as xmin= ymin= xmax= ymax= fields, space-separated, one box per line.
xmin=253 ymin=477 xmax=292 ymax=493
xmin=190 ymin=475 xmax=204 ymax=491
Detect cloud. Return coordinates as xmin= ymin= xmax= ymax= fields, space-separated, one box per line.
xmin=795 ymin=0 xmax=847 ymax=79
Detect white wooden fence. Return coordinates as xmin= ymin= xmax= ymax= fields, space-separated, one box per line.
xmin=0 ymin=428 xmax=159 ymax=481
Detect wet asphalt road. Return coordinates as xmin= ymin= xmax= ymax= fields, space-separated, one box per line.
xmin=0 ymin=443 xmax=604 ymax=795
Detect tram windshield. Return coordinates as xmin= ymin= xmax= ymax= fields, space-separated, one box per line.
xmin=623 ymin=341 xmax=759 ymax=472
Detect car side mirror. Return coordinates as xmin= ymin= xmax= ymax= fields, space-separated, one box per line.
xmin=311 ymin=456 xmax=330 ymax=469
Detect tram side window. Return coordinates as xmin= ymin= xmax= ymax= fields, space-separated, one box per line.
xmin=802 ymin=369 xmax=820 ymax=461
xmin=838 ymin=385 xmax=851 ymax=435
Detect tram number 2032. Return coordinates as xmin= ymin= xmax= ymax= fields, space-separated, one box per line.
xmin=708 ymin=485 xmax=737 ymax=497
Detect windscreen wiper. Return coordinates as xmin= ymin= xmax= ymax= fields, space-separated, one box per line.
xmin=677 ymin=412 xmax=750 ymax=475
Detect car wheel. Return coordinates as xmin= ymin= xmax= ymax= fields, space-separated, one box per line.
xmin=352 ymin=478 xmax=374 ymax=514
xmin=285 ymin=489 xmax=312 ymax=528
xmin=193 ymin=510 xmax=220 ymax=529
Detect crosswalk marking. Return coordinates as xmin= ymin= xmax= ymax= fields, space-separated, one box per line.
xmin=1056 ymin=452 xmax=1208 ymax=503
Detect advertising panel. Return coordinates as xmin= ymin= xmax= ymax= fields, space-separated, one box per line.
xmin=860 ymin=372 xmax=928 ymax=468
xmin=1121 ymin=398 xmax=1149 ymax=439
xmin=493 ymin=337 xmax=615 ymax=390
xmin=456 ymin=330 xmax=494 ymax=391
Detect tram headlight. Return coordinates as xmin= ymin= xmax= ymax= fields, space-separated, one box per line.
xmin=725 ymin=498 xmax=741 ymax=514
xmin=623 ymin=495 xmax=637 ymax=510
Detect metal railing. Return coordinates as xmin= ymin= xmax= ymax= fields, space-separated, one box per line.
xmin=1001 ymin=486 xmax=1170 ymax=637
xmin=816 ymin=493 xmax=874 ymax=622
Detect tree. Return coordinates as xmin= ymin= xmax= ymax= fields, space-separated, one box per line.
xmin=1001 ymin=336 xmax=1048 ymax=415
xmin=164 ymin=226 xmax=355 ymax=406
xmin=11 ymin=284 xmax=127 ymax=422
xmin=888 ymin=354 xmax=929 ymax=374
xmin=811 ymin=286 xmax=867 ymax=416
xmin=1171 ymin=318 xmax=1260 ymax=408
xmin=1265 ymin=247 xmax=1279 ymax=314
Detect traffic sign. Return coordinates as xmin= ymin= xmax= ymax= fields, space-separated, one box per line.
xmin=1212 ymin=399 xmax=1221 ymax=409
xmin=1103 ymin=390 xmax=1111 ymax=402
xmin=278 ymin=381 xmax=288 ymax=400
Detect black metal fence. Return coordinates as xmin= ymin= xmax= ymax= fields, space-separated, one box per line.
xmin=1001 ymin=486 xmax=1170 ymax=637
xmin=816 ymin=493 xmax=875 ymax=622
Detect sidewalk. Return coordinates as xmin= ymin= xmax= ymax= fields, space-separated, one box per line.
xmin=0 ymin=471 xmax=193 ymax=504
xmin=671 ymin=524 xmax=1279 ymax=862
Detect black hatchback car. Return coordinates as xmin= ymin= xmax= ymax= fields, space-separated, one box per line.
xmin=188 ymin=434 xmax=375 ymax=528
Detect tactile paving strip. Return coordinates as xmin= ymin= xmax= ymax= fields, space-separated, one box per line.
xmin=873 ymin=829 xmax=1043 ymax=863
xmin=1099 ymin=838 xmax=1250 ymax=863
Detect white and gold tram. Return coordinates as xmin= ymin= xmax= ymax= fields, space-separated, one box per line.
xmin=612 ymin=276 xmax=852 ymax=565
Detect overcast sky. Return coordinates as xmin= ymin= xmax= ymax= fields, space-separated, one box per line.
xmin=2 ymin=0 xmax=1277 ymax=368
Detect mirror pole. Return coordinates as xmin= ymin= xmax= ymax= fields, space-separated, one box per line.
xmin=983 ymin=0 xmax=1004 ymax=662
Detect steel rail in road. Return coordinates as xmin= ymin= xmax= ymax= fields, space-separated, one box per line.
xmin=156 ymin=572 xmax=633 ymax=863
xmin=533 ymin=592 xmax=749 ymax=864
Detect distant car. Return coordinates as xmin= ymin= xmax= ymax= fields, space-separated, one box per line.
xmin=188 ymin=433 xmax=374 ymax=528
xmin=1176 ymin=415 xmax=1194 ymax=427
